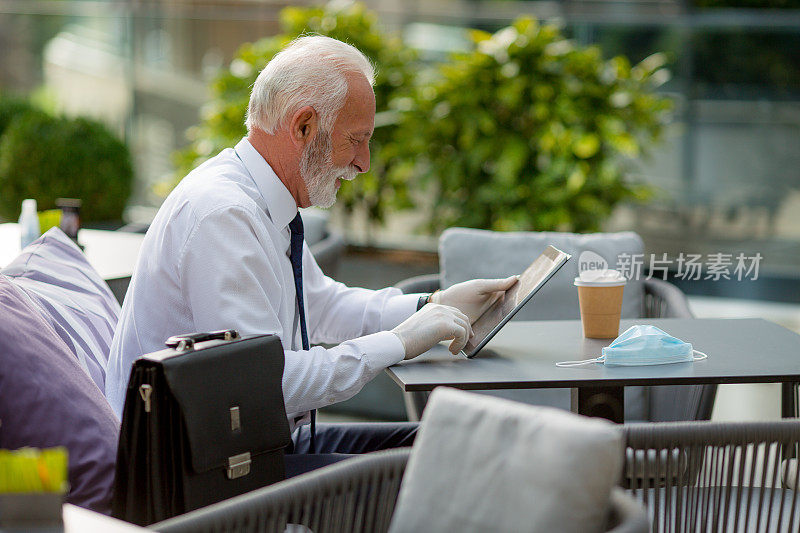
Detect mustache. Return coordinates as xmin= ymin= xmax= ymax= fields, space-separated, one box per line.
xmin=337 ymin=167 xmax=358 ymax=182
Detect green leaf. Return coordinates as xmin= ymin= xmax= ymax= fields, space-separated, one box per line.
xmin=572 ymin=133 xmax=600 ymax=159
xmin=609 ymin=132 xmax=640 ymax=157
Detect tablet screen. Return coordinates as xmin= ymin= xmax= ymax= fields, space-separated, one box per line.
xmin=463 ymin=245 xmax=571 ymax=358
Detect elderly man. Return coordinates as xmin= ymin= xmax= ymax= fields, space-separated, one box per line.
xmin=106 ymin=36 xmax=516 ymax=474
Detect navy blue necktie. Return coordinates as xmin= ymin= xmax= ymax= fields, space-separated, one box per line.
xmin=289 ymin=214 xmax=310 ymax=351
xmin=289 ymin=213 xmax=315 ymax=452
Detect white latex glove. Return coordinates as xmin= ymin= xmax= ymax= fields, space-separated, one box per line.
xmin=391 ymin=304 xmax=474 ymax=360
xmin=432 ymin=276 xmax=519 ymax=324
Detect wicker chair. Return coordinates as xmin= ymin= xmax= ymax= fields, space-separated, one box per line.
xmin=151 ymin=448 xmax=649 ymax=533
xmin=623 ymin=419 xmax=800 ymax=532
xmin=151 ymin=420 xmax=800 ymax=532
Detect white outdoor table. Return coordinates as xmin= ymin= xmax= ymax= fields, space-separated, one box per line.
xmin=0 ymin=222 xmax=144 ymax=302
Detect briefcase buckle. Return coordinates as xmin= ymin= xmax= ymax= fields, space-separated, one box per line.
xmin=227 ymin=452 xmax=251 ymax=479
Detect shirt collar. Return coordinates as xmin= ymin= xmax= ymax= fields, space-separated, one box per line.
xmin=234 ymin=137 xmax=298 ymax=231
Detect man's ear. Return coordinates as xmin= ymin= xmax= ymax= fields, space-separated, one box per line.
xmin=289 ymin=106 xmax=317 ymax=148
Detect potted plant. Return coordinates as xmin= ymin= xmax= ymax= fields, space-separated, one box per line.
xmin=0 ymin=108 xmax=133 ymax=224
xmin=390 ymin=17 xmax=673 ymax=233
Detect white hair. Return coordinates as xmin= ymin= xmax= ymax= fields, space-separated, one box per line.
xmin=246 ymin=35 xmax=375 ymax=134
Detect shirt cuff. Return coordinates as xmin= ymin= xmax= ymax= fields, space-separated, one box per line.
xmin=348 ymin=330 xmax=406 ymax=369
xmin=380 ymin=293 xmax=422 ymax=330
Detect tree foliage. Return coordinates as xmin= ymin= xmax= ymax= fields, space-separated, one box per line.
xmin=176 ymin=9 xmax=673 ymax=234
xmin=0 ymin=109 xmax=133 ymax=222
xmin=173 ymin=1 xmax=418 ymax=226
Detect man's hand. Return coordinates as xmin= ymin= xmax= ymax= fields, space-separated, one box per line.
xmin=432 ymin=276 xmax=519 ymax=324
xmin=392 ymin=304 xmax=473 ymax=359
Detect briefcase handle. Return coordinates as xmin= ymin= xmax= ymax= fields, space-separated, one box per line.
xmin=165 ymin=330 xmax=240 ymax=352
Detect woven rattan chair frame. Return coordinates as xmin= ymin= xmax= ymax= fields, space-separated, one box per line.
xmin=623 ymin=420 xmax=800 ymax=533
xmin=152 ymin=447 xmax=648 ymax=533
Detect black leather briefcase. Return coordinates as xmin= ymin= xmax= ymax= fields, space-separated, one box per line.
xmin=111 ymin=330 xmax=291 ymax=526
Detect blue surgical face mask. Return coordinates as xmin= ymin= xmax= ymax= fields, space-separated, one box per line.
xmin=557 ymin=325 xmax=707 ymax=367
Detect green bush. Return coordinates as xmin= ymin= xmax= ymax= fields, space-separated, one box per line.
xmin=0 ymin=95 xmax=36 ymax=139
xmin=174 ymin=1 xmax=418 ymax=227
xmin=390 ymin=17 xmax=673 ymax=233
xmin=0 ymin=110 xmax=133 ymax=222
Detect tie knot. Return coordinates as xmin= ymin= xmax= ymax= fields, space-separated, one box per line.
xmin=289 ymin=213 xmax=304 ymax=236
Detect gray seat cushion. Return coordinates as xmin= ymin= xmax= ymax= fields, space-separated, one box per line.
xmin=437 ymin=228 xmax=648 ymax=419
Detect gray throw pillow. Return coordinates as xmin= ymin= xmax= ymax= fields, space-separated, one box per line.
xmin=439 ymin=228 xmax=645 ymax=320
xmin=389 ymin=388 xmax=623 ymax=533
xmin=0 ymin=274 xmax=119 ymax=513
xmin=1 ymin=228 xmax=120 ymax=392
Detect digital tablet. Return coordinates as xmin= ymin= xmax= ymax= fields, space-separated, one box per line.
xmin=462 ymin=245 xmax=571 ymax=358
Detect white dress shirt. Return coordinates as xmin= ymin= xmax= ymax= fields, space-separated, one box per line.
xmin=105 ymin=138 xmax=417 ymax=427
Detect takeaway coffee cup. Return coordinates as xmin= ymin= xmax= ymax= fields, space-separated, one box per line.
xmin=574 ymin=269 xmax=626 ymax=339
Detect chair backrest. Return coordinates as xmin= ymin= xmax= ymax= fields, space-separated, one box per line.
xmin=438 ymin=228 xmax=645 ymax=321
xmin=389 ymin=388 xmax=625 ymax=533
xmin=153 ymin=448 xmax=411 ymax=533
xmin=623 ymin=420 xmax=800 ymax=533
xmin=153 ymin=441 xmax=649 ymax=533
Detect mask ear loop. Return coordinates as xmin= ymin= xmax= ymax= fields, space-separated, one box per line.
xmin=556 ymin=356 xmax=604 ymax=367
xmin=692 ymin=350 xmax=707 ymax=361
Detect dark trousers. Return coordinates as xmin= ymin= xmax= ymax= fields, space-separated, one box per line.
xmin=284 ymin=422 xmax=418 ymax=478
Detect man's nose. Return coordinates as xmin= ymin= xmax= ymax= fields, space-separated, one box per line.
xmin=353 ymin=143 xmax=370 ymax=173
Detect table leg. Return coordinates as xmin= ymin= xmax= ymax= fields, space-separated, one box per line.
xmin=571 ymin=386 xmax=624 ymax=423
xmin=781 ymin=382 xmax=799 ymax=461
xmin=782 ymin=381 xmax=798 ymax=419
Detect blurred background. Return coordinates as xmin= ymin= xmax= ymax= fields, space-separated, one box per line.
xmin=1 ymin=0 xmax=798 ymax=421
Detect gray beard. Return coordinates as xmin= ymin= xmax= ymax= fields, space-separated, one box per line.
xmin=300 ymin=129 xmax=356 ymax=208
